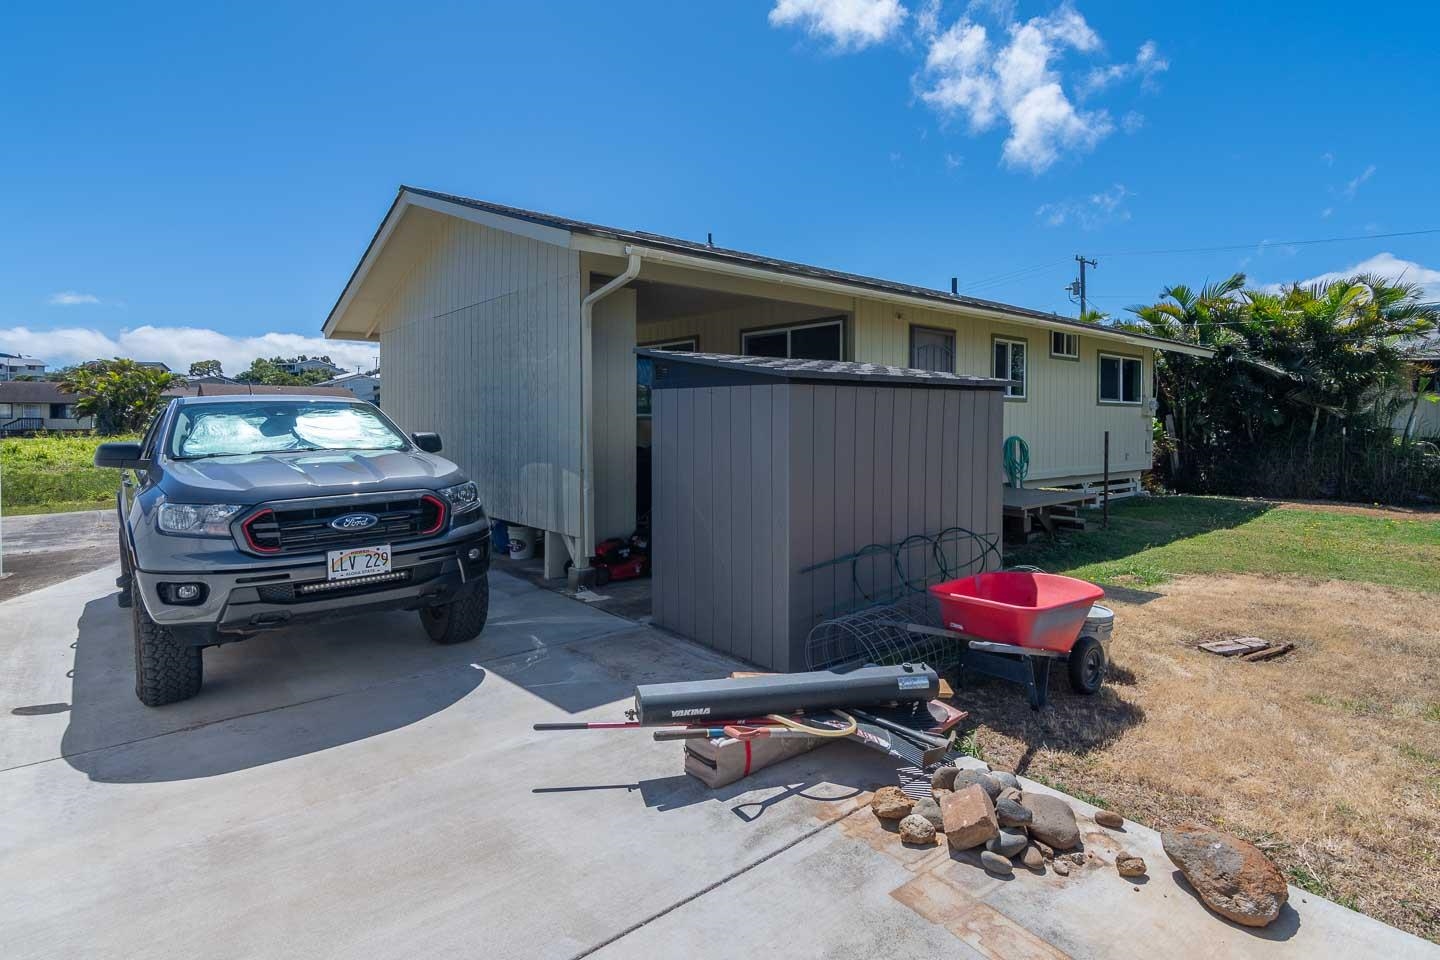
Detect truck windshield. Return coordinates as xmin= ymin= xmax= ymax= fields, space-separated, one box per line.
xmin=168 ymin=401 xmax=409 ymax=459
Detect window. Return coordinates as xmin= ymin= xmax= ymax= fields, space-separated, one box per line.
xmin=741 ymin=319 xmax=843 ymax=361
xmin=0 ymin=403 xmax=11 ymax=417
xmin=168 ymin=401 xmax=408 ymax=459
xmin=1050 ymin=330 xmax=1079 ymax=359
xmin=50 ymin=403 xmax=74 ymax=419
xmin=909 ymin=326 xmax=954 ymax=372
xmin=648 ymin=338 xmax=697 ymax=352
xmin=992 ymin=337 xmax=1027 ymax=399
xmin=1099 ymin=354 xmax=1143 ymax=404
xmin=22 ymin=403 xmax=43 ymax=419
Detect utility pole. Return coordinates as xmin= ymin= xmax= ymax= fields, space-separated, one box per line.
xmin=1066 ymin=254 xmax=1098 ymax=316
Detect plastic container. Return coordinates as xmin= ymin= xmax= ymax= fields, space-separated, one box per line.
xmin=1081 ymin=603 xmax=1114 ymax=648
xmin=490 ymin=519 xmax=510 ymax=555
xmin=507 ymin=525 xmax=536 ymax=560
xmin=927 ymin=572 xmax=1105 ymax=653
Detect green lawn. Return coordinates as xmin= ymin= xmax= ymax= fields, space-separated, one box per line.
xmin=1007 ymin=495 xmax=1440 ymax=593
xmin=1 ymin=433 xmax=131 ymax=516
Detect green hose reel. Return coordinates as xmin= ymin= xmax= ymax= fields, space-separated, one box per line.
xmin=1003 ymin=435 xmax=1030 ymax=488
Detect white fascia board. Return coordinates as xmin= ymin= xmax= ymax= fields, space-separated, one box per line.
xmin=614 ymin=242 xmax=1213 ymax=358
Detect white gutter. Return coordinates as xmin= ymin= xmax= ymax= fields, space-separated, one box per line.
xmin=621 ymin=243 xmax=1213 ymax=359
xmin=576 ymin=247 xmax=643 ymax=567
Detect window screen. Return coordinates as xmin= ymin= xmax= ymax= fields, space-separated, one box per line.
xmin=992 ymin=338 xmax=1026 ymax=398
xmin=742 ymin=319 xmax=843 ymax=361
xmin=1099 ymin=355 xmax=1142 ymax=403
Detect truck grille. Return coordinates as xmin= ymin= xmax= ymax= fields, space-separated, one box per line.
xmin=240 ymin=494 xmax=446 ymax=554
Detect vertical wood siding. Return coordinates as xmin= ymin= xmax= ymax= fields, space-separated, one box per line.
xmin=375 ymin=215 xmax=583 ymax=537
xmin=591 ymin=290 xmax=637 ymax=542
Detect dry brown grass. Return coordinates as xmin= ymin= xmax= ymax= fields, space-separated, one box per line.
xmin=958 ymin=573 xmax=1440 ymax=942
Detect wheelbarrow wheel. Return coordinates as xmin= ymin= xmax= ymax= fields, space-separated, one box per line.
xmin=1067 ymin=636 xmax=1106 ymax=695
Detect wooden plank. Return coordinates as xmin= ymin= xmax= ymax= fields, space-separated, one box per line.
xmin=1198 ymin=637 xmax=1270 ymax=657
xmin=1241 ymin=643 xmax=1295 ymax=662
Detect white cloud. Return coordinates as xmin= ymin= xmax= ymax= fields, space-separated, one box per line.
xmin=0 ymin=325 xmax=379 ymax=376
xmin=917 ymin=4 xmax=1120 ymax=172
xmin=769 ymin=0 xmax=908 ymax=50
xmin=1340 ymin=164 xmax=1375 ymax=200
xmin=48 ymin=291 xmax=101 ymax=306
xmin=1078 ymin=39 xmax=1168 ymax=96
xmin=1120 ymin=110 xmax=1144 ymax=133
xmin=1292 ymin=252 xmax=1440 ymax=302
xmin=1320 ymin=206 xmax=1333 ymax=219
xmin=1035 ymin=182 xmax=1131 ymax=229
xmin=944 ymin=151 xmax=963 ymax=169
xmin=1321 ymin=151 xmax=1334 ymax=167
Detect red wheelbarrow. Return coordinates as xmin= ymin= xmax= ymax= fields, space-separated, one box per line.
xmin=909 ymin=571 xmax=1111 ymax=710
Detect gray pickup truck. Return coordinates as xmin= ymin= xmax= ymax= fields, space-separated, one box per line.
xmin=97 ymin=394 xmax=491 ymax=706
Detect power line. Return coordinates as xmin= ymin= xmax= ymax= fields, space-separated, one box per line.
xmin=1095 ymin=227 xmax=1440 ymax=259
xmin=959 ymin=258 xmax=1070 ymax=293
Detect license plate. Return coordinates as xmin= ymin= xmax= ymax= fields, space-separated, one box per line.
xmin=326 ymin=544 xmax=392 ymax=581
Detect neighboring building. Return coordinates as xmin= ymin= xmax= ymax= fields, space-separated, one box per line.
xmin=318 ymin=371 xmax=380 ymax=405
xmin=0 ymin=353 xmax=47 ymax=380
xmin=0 ymin=381 xmax=92 ymax=432
xmin=136 ymin=361 xmax=172 ymax=373
xmin=182 ymin=373 xmax=240 ymax=385
xmin=162 ymin=382 xmax=354 ymax=399
xmin=323 ymin=186 xmax=1212 ymax=571
xmin=277 ymin=357 xmax=344 ymax=377
xmin=1394 ymin=336 xmax=1440 ymax=439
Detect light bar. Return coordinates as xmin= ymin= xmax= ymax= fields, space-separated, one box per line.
xmin=297 ymin=571 xmax=409 ymax=595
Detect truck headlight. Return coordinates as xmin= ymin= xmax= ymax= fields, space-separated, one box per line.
xmin=439 ymin=481 xmax=483 ymax=516
xmin=157 ymin=502 xmax=245 ymax=537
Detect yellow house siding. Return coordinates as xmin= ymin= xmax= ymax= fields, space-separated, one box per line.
xmin=372 ymin=215 xmax=584 ymax=537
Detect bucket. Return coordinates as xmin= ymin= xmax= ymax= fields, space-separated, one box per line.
xmin=490 ymin=519 xmax=510 ymax=555
xmin=508 ymin=525 xmax=536 ymax=560
xmin=1080 ymin=604 xmax=1114 ymax=647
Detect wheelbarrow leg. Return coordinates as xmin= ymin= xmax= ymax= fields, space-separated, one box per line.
xmin=1027 ymin=657 xmax=1050 ymax=710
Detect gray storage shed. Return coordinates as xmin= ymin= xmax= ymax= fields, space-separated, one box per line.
xmin=643 ymin=350 xmax=1007 ymax=672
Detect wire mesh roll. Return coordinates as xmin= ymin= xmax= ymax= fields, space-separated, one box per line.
xmin=804 ymin=593 xmax=959 ymax=672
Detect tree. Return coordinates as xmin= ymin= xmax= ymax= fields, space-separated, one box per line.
xmin=59 ymin=359 xmax=178 ymax=434
xmin=189 ymin=359 xmax=223 ymax=378
xmin=236 ymin=356 xmax=336 ymax=386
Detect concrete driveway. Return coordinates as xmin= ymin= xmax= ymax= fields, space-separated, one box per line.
xmin=1 ymin=565 xmax=1434 ymax=959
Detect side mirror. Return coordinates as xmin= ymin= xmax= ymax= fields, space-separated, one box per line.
xmin=94 ymin=441 xmax=145 ymax=469
xmin=411 ymin=432 xmax=443 ymax=453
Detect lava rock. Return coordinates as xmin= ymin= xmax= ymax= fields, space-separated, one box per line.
xmin=911 ymin=796 xmax=944 ymax=830
xmin=1053 ymin=859 xmax=1071 ymax=876
xmin=995 ymin=797 xmax=1033 ymax=828
xmin=989 ymin=770 xmax=1020 ymax=790
xmin=1035 ymin=841 xmax=1055 ymax=860
xmin=979 ymin=850 xmax=1013 ymax=875
xmin=898 ymin=814 xmax=937 ymax=845
xmin=1067 ymin=852 xmax=1087 ymax=865
xmin=1117 ymin=854 xmax=1147 ymax=877
xmin=1162 ymin=822 xmax=1289 ymax=928
xmin=987 ymin=826 xmax=1028 ymax=858
xmin=1022 ymin=845 xmax=1046 ymax=870
xmin=1021 ymin=794 xmax=1081 ymax=850
xmin=871 ymin=786 xmax=914 ymax=820
xmin=940 ymin=784 xmax=999 ymax=850
xmin=1095 ymin=810 xmax=1125 ymax=829
xmin=953 ymin=768 xmax=1004 ymax=800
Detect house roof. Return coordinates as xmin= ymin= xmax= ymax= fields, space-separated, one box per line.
xmin=638 ymin=349 xmax=1008 ymax=391
xmin=0 ymin=381 xmax=78 ymax=403
xmin=329 ymin=186 xmax=1209 ymax=357
xmin=162 ymin=383 xmax=353 ymax=398
xmin=318 ymin=371 xmax=379 ymax=385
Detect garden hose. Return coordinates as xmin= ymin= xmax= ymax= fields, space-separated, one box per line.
xmin=1003 ymin=435 xmax=1030 ymax=488
xmin=763 ymin=709 xmax=858 ymax=738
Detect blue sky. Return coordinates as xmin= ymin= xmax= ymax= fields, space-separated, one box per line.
xmin=3 ymin=0 xmax=1437 ymax=373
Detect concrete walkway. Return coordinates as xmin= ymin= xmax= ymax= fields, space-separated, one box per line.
xmin=0 ymin=566 xmax=1434 ymax=959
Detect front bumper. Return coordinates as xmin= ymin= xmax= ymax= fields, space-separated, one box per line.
xmin=134 ymin=528 xmax=490 ymax=644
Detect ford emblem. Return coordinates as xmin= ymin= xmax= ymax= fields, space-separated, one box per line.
xmin=330 ymin=513 xmax=379 ymax=531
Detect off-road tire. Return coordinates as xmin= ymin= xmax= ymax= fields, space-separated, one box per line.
xmin=1067 ymin=635 xmax=1106 ymax=695
xmin=132 ymin=602 xmax=203 ymax=706
xmin=116 ymin=529 xmax=134 ymax=608
xmin=420 ymin=578 xmax=490 ymax=645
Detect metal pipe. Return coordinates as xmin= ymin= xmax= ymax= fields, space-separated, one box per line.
xmin=577 ymin=248 xmax=642 ymax=567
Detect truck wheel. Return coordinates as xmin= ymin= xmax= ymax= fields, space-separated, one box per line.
xmin=1067 ymin=636 xmax=1106 ymax=695
xmin=116 ymin=529 xmax=134 ymax=608
xmin=132 ymin=602 xmax=203 ymax=706
xmin=420 ymin=578 xmax=490 ymax=645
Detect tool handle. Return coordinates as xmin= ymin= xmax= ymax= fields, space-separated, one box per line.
xmin=532 ymin=721 xmax=639 ymax=731
xmin=653 ymin=729 xmax=719 ymax=741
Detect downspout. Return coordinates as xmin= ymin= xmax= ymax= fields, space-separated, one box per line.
xmin=576 ymin=247 xmax=642 ymax=569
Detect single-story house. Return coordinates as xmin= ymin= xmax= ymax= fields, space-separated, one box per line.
xmin=323 ymin=186 xmax=1212 ymax=576
xmin=318 ymin=371 xmax=381 ymax=405
xmin=0 ymin=382 xmax=91 ymax=432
